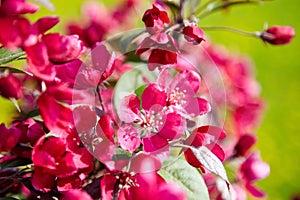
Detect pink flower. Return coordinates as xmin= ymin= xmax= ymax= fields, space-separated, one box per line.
xmin=0 ymin=123 xmax=21 ymax=152
xmin=183 ymin=25 xmax=206 ymax=44
xmin=261 ymin=25 xmax=295 ymax=45
xmin=239 ymin=151 xmax=270 ymax=198
xmin=142 ymin=3 xmax=170 ymax=33
xmin=42 ymin=33 xmax=84 ymax=63
xmin=119 ymin=91 xmax=185 ymax=153
xmin=184 ymin=126 xmax=226 ymax=172
xmin=159 ymin=70 xmax=211 ymax=118
xmin=0 ymin=73 xmax=23 ymax=99
xmin=31 ymin=136 xmax=78 ymax=192
xmin=32 ymin=135 xmax=94 ymax=192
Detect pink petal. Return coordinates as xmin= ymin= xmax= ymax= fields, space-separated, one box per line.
xmin=170 ymin=70 xmax=201 ymax=94
xmin=196 ymin=126 xmax=227 ymax=140
xmin=32 ymin=167 xmax=56 ymax=192
xmin=207 ymin=143 xmax=225 ymax=162
xmin=245 ymin=183 xmax=266 ymax=198
xmin=34 ymin=16 xmax=60 ymax=34
xmin=118 ymin=94 xmax=141 ymax=123
xmin=184 ymin=97 xmax=211 ymax=117
xmin=143 ymin=134 xmax=168 ymax=152
xmin=117 ymin=125 xmax=141 ymax=153
xmin=158 ymin=112 xmax=185 ymax=140
xmin=129 ymin=152 xmax=162 ymax=173
xmin=141 ymin=84 xmax=167 ymax=111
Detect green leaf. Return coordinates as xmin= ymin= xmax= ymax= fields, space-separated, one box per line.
xmin=105 ymin=29 xmax=145 ymax=54
xmin=134 ymin=84 xmax=147 ymax=100
xmin=120 ymin=29 xmax=145 ymax=53
xmin=0 ymin=48 xmax=25 ymax=65
xmin=0 ymin=66 xmax=33 ymax=76
xmin=0 ymin=158 xmax=32 ymax=169
xmin=158 ymin=157 xmax=210 ymax=200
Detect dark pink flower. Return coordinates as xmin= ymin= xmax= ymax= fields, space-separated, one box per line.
xmin=32 ymin=134 xmax=94 ymax=192
xmin=261 ymin=25 xmax=295 ymax=45
xmin=183 ymin=25 xmax=206 ymax=44
xmin=184 ymin=126 xmax=226 ymax=172
xmin=0 ymin=73 xmax=23 ymax=99
xmin=142 ymin=3 xmax=170 ymax=33
xmin=0 ymin=123 xmax=21 ymax=152
xmin=239 ymin=151 xmax=270 ymax=198
xmin=42 ymin=33 xmax=84 ymax=63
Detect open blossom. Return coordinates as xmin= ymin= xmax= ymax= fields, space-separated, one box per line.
xmin=119 ymin=92 xmax=185 ymax=153
xmin=155 ymin=69 xmax=211 ymax=118
xmin=261 ymin=25 xmax=295 ymax=45
xmin=32 ymin=135 xmax=94 ymax=192
xmin=142 ymin=3 xmax=170 ymax=33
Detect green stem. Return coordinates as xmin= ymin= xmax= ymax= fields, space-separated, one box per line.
xmin=201 ymin=26 xmax=260 ymax=37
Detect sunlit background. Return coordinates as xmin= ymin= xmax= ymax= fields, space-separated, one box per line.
xmin=0 ymin=0 xmax=299 ymax=199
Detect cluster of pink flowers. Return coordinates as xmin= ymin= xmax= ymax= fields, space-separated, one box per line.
xmin=0 ymin=0 xmax=294 ymax=199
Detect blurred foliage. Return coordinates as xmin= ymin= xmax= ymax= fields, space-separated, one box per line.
xmin=1 ymin=0 xmax=299 ymax=199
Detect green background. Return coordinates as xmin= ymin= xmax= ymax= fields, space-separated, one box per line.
xmin=1 ymin=0 xmax=299 ymax=199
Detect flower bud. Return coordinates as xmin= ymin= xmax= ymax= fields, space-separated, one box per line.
xmin=183 ymin=25 xmax=206 ymax=44
xmin=261 ymin=25 xmax=295 ymax=45
xmin=142 ymin=3 xmax=170 ymax=33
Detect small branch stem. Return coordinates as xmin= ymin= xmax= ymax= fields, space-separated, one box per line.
xmin=96 ymin=84 xmax=105 ymax=111
xmin=112 ymin=179 xmax=121 ymax=200
xmin=177 ymin=0 xmax=185 ymax=23
xmin=201 ymin=26 xmax=260 ymax=37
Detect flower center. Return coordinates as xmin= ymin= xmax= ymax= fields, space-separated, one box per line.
xmin=168 ymin=87 xmax=187 ymax=107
